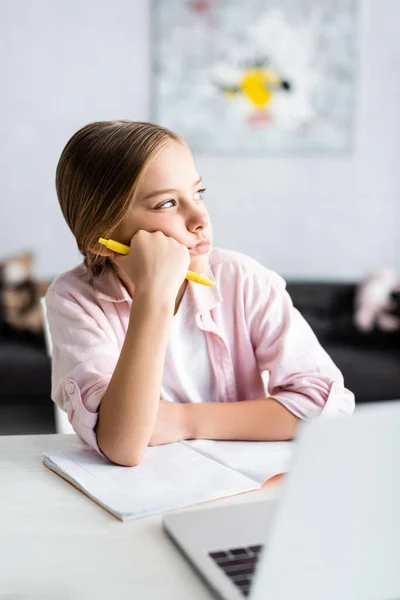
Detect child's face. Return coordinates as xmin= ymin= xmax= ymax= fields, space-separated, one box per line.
xmin=114 ymin=141 xmax=212 ymax=273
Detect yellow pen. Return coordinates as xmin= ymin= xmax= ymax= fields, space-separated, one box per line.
xmin=98 ymin=238 xmax=215 ymax=287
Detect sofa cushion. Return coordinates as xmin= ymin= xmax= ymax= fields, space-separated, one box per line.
xmin=0 ymin=395 xmax=55 ymax=434
xmin=286 ymin=281 xmax=400 ymax=403
xmin=326 ymin=344 xmax=400 ymax=403
xmin=0 ymin=340 xmax=51 ymax=396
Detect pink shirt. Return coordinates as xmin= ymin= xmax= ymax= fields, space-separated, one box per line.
xmin=46 ymin=248 xmax=354 ymax=454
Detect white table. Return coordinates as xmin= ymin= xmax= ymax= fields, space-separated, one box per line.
xmin=0 ymin=434 xmax=279 ymax=599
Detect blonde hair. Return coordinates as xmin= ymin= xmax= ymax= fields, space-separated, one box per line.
xmin=55 ymin=120 xmax=183 ymax=276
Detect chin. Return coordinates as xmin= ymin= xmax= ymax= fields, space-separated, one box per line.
xmin=189 ymin=254 xmax=210 ymax=273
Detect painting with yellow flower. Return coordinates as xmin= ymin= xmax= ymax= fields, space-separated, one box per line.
xmin=152 ymin=0 xmax=359 ymax=154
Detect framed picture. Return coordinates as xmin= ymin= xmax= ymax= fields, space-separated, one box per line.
xmin=151 ymin=0 xmax=360 ymax=155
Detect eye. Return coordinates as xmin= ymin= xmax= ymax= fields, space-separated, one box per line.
xmin=194 ymin=188 xmax=206 ymax=201
xmin=155 ymin=199 xmax=175 ymax=209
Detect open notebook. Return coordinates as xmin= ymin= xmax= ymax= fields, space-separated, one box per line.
xmin=43 ymin=439 xmax=293 ymax=521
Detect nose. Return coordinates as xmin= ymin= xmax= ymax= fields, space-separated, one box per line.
xmin=186 ymin=203 xmax=210 ymax=233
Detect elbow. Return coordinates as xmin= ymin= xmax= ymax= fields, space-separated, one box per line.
xmin=100 ymin=442 xmax=145 ymax=467
xmin=96 ymin=430 xmax=146 ymax=467
xmin=117 ymin=448 xmax=146 ymax=467
xmin=112 ymin=453 xmax=144 ymax=468
xmin=95 ymin=407 xmax=152 ymax=467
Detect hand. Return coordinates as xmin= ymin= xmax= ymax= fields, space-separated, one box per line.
xmin=148 ymin=400 xmax=192 ymax=446
xmin=114 ymin=230 xmax=190 ymax=302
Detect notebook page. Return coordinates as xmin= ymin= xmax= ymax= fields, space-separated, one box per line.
xmin=43 ymin=442 xmax=261 ymax=521
xmin=183 ymin=440 xmax=294 ymax=484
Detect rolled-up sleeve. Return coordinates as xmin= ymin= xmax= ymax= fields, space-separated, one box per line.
xmin=46 ymin=287 xmax=119 ymax=454
xmin=250 ymin=273 xmax=355 ymax=419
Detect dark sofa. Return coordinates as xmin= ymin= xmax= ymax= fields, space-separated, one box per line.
xmin=0 ymin=281 xmax=399 ymax=435
xmin=286 ymin=281 xmax=400 ymax=403
xmin=0 ymin=332 xmax=53 ymax=435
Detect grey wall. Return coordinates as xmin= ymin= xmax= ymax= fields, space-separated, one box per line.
xmin=0 ymin=0 xmax=399 ymax=280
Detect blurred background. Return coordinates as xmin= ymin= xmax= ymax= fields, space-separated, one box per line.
xmin=0 ymin=0 xmax=399 ymax=435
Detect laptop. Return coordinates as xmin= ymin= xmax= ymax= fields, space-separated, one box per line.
xmin=163 ymin=402 xmax=400 ymax=600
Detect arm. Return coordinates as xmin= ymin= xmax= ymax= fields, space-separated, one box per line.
xmin=149 ymin=397 xmax=298 ymax=446
xmin=186 ymin=398 xmax=299 ymax=441
xmin=96 ymin=230 xmax=190 ymax=466
xmin=96 ymin=292 xmax=174 ymax=466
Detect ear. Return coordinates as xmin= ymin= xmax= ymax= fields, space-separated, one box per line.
xmin=88 ymin=240 xmax=113 ymax=257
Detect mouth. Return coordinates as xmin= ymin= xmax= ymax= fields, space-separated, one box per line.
xmin=189 ymin=239 xmax=212 ymax=254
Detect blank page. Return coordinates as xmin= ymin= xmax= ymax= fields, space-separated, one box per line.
xmin=43 ymin=442 xmax=261 ymax=520
xmin=183 ymin=440 xmax=294 ymax=484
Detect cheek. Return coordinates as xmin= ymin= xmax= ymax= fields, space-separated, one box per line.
xmin=113 ymin=220 xmax=140 ymax=245
xmin=114 ymin=212 xmax=158 ymax=242
xmin=202 ymin=204 xmax=212 ymax=222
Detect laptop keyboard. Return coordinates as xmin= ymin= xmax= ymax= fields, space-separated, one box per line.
xmin=208 ymin=544 xmax=264 ymax=597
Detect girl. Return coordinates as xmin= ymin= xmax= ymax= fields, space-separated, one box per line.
xmin=46 ymin=120 xmax=354 ymax=466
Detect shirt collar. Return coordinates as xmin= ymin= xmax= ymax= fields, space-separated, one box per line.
xmin=92 ymin=265 xmax=131 ymax=303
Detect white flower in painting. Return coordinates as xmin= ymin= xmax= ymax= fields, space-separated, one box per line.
xmin=247 ymin=8 xmax=319 ymax=128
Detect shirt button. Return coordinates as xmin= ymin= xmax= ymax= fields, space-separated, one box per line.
xmin=65 ymin=382 xmax=75 ymax=395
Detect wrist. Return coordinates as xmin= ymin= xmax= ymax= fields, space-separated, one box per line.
xmin=183 ymin=403 xmax=201 ymax=440
xmin=132 ymin=287 xmax=175 ymax=314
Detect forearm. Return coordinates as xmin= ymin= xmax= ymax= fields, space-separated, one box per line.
xmin=187 ymin=398 xmax=299 ymax=441
xmin=96 ymin=291 xmax=174 ymax=466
